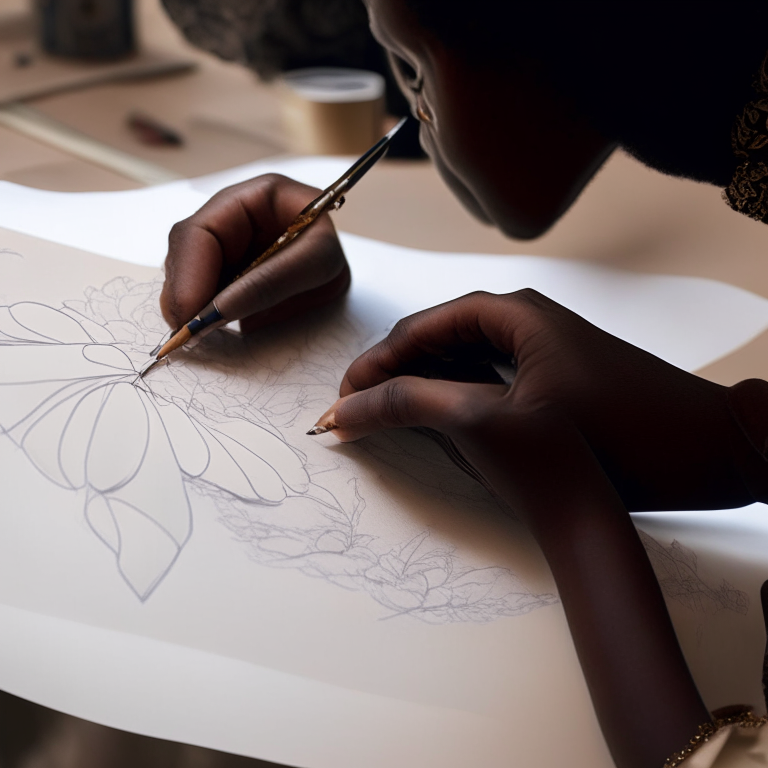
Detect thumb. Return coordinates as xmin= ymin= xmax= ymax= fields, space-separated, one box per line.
xmin=307 ymin=375 xmax=507 ymax=442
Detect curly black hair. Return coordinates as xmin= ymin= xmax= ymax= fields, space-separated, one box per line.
xmin=404 ymin=0 xmax=768 ymax=187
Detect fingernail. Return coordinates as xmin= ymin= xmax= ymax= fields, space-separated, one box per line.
xmin=307 ymin=409 xmax=338 ymax=436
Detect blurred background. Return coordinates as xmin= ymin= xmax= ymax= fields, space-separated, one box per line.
xmin=0 ymin=0 xmax=421 ymax=195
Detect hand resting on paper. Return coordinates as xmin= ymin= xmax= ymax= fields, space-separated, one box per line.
xmin=310 ymin=289 xmax=768 ymax=768
xmin=160 ymin=174 xmax=350 ymax=333
xmin=314 ymin=289 xmax=760 ymax=515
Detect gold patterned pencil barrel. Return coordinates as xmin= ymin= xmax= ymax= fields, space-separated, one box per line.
xmin=140 ymin=117 xmax=408 ymax=377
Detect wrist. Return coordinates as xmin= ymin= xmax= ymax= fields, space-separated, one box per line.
xmin=726 ymin=378 xmax=768 ymax=504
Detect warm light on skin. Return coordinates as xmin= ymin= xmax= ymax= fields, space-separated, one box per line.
xmin=365 ymin=0 xmax=618 ymax=239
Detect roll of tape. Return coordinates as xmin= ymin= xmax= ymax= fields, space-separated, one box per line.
xmin=280 ymin=67 xmax=386 ymax=156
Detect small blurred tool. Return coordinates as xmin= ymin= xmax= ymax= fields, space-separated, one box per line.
xmin=128 ymin=112 xmax=183 ymax=147
xmin=0 ymin=102 xmax=183 ymax=184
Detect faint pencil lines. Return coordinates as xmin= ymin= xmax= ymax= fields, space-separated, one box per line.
xmin=639 ymin=530 xmax=749 ymax=615
xmin=0 ymin=281 xmax=307 ymax=600
xmin=0 ymin=274 xmax=556 ymax=623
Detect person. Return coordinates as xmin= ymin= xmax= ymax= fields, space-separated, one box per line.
xmin=159 ymin=1 xmax=768 ymax=765
xmin=160 ymin=0 xmax=425 ymax=157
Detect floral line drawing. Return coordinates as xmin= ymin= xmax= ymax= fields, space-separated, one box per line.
xmin=0 ymin=288 xmax=310 ymax=600
xmin=639 ymin=530 xmax=749 ymax=615
xmin=1 ymin=275 xmax=557 ymax=622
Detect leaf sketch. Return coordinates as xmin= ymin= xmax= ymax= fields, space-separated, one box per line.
xmin=639 ymin=530 xmax=749 ymax=615
xmin=0 ymin=275 xmax=556 ymax=622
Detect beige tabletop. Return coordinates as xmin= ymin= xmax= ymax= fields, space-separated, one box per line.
xmin=1 ymin=0 xmax=767 ymax=766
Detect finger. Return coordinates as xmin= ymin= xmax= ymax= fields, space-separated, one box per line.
xmin=308 ymin=376 xmax=507 ymax=442
xmin=160 ymin=174 xmax=342 ymax=327
xmin=339 ymin=288 xmax=566 ymax=396
xmin=239 ymin=261 xmax=351 ymax=333
xmin=214 ymin=215 xmax=347 ymax=321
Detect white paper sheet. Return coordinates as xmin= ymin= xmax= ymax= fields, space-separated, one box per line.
xmin=0 ymin=156 xmax=351 ymax=266
xmin=0 ymin=153 xmax=766 ymax=372
xmin=1 ymin=162 xmax=768 ymax=767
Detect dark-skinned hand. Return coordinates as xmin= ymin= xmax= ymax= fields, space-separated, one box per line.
xmin=311 ymin=288 xmax=757 ymax=768
xmin=160 ymin=174 xmax=350 ymax=333
xmin=313 ymin=288 xmax=757 ymax=519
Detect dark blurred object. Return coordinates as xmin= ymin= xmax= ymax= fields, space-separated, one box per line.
xmin=0 ymin=688 xmax=283 ymax=768
xmin=128 ymin=111 xmax=184 ymax=146
xmin=13 ymin=51 xmax=34 ymax=67
xmin=160 ymin=0 xmax=424 ymax=159
xmin=38 ymin=0 xmax=135 ymax=60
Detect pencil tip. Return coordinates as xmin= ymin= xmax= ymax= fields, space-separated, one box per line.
xmin=306 ymin=425 xmax=330 ymax=436
xmin=138 ymin=357 xmax=160 ymax=379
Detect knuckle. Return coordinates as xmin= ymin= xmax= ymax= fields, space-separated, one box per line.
xmin=167 ymin=219 xmax=191 ymax=250
xmin=255 ymin=172 xmax=321 ymax=201
xmin=454 ymin=391 xmax=493 ymax=430
xmin=309 ymin=232 xmax=346 ymax=284
xmin=379 ymin=380 xmax=412 ymax=426
xmin=243 ymin=266 xmax=279 ymax=309
xmin=509 ymin=287 xmax=547 ymax=306
xmin=464 ymin=289 xmax=494 ymax=302
xmin=387 ymin=316 xmax=414 ymax=348
xmin=253 ymin=173 xmax=287 ymax=194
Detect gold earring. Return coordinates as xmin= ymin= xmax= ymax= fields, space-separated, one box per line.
xmin=416 ymin=96 xmax=433 ymax=124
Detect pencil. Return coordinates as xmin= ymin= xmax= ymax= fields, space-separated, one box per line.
xmin=140 ymin=117 xmax=408 ymax=377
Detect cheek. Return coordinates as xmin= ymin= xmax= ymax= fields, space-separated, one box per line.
xmin=418 ymin=124 xmax=492 ymax=224
xmin=428 ymin=94 xmax=509 ymax=220
xmin=426 ymin=62 xmax=613 ymax=239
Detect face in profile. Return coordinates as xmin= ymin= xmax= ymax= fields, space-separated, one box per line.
xmin=365 ymin=0 xmax=616 ymax=239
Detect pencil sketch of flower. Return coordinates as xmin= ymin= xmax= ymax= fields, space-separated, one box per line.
xmin=0 ymin=281 xmax=311 ymax=601
xmin=0 ymin=275 xmax=557 ymax=623
xmin=638 ymin=530 xmax=749 ymax=615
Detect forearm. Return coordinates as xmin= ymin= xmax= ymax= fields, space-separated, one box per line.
xmin=462 ymin=419 xmax=711 ymax=768
xmin=537 ymin=506 xmax=709 ymax=768
xmin=727 ymin=378 xmax=768 ymax=503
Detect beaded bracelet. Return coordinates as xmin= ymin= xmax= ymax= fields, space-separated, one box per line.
xmin=663 ymin=710 xmax=767 ymax=767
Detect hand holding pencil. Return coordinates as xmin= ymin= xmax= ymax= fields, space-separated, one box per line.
xmin=160 ymin=173 xmax=350 ymax=338
xmin=154 ymin=118 xmax=405 ymax=374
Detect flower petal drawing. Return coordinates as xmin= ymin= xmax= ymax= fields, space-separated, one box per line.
xmin=60 ymin=307 xmax=115 ymax=344
xmin=114 ymin=389 xmax=192 ymax=547
xmin=203 ymin=417 xmax=309 ymax=493
xmin=82 ymin=344 xmax=134 ymax=371
xmin=82 ymin=390 xmax=193 ymax=600
xmin=0 ymin=278 xmax=561 ymax=622
xmin=0 ymin=378 xmax=87 ymax=434
xmin=10 ymin=303 xmax=94 ymax=344
xmin=201 ymin=425 xmax=287 ymax=503
xmin=0 ymin=306 xmax=54 ymax=344
xmin=85 ymin=493 xmax=119 ymax=551
xmin=0 ymin=344 xmax=122 ymax=383
xmin=87 ymin=383 xmax=150 ymax=493
xmin=151 ymin=398 xmax=210 ymax=478
xmin=22 ymin=389 xmax=88 ymax=488
xmin=60 ymin=386 xmax=110 ymax=489
xmin=108 ymin=497 xmax=183 ymax=600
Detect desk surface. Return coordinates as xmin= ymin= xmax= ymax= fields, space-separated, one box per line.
xmin=0 ymin=0 xmax=767 ymax=766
